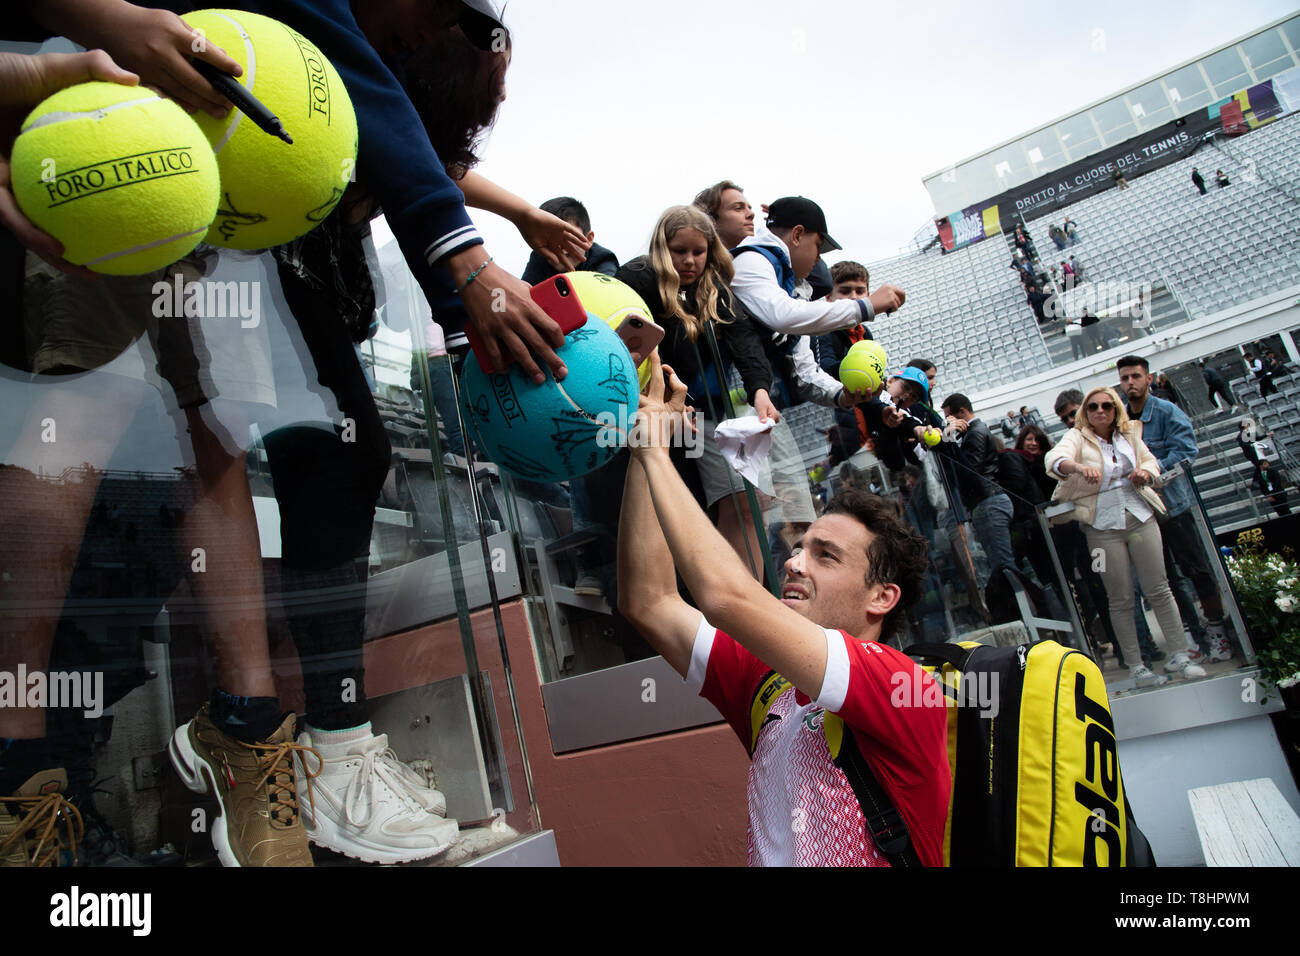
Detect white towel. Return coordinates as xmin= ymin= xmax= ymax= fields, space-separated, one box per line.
xmin=713 ymin=416 xmax=776 ymax=486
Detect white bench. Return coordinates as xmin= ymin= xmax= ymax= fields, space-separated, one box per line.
xmin=1188 ymin=777 xmax=1300 ymax=866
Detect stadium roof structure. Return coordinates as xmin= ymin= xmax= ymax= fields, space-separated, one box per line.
xmin=923 ymin=13 xmax=1300 ymax=216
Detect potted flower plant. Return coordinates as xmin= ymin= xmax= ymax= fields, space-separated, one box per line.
xmin=1226 ymin=529 xmax=1300 ymax=707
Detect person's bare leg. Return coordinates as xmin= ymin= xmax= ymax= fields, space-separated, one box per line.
xmin=715 ymin=491 xmax=765 ymax=585
xmin=181 ymin=403 xmax=274 ymax=699
xmin=0 ymin=385 xmax=134 ymax=739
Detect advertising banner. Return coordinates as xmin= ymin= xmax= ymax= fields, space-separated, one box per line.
xmin=935 ymin=77 xmax=1287 ymax=251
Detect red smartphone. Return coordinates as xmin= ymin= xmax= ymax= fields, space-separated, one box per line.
xmin=615 ymin=314 xmax=664 ymax=366
xmin=464 ymin=274 xmax=589 ymax=374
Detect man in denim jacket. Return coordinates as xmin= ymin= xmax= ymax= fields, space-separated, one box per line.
xmin=1119 ymin=356 xmax=1233 ymax=663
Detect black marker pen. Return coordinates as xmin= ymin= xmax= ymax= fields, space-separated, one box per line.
xmin=191 ymin=58 xmax=293 ymax=144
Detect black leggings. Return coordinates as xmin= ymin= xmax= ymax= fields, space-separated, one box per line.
xmin=266 ymin=259 xmax=392 ymax=731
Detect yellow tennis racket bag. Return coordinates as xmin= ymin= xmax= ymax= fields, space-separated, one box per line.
xmin=906 ymin=639 xmax=1155 ymax=866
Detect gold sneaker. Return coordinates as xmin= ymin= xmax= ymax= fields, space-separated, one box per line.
xmin=169 ymin=706 xmax=320 ymax=867
xmin=0 ymin=769 xmax=84 ymax=867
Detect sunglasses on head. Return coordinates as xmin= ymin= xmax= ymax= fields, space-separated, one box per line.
xmin=1087 ymin=401 xmax=1115 ymax=412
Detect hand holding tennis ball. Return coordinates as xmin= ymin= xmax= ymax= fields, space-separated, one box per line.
xmin=923 ymin=427 xmax=942 ymax=447
xmin=52 ymin=3 xmax=245 ymax=119
xmin=838 ymin=340 xmax=888 ymax=395
xmin=180 ymin=9 xmax=358 ymax=249
xmin=9 ymin=80 xmax=220 ymax=275
xmin=0 ymin=50 xmax=140 ymax=277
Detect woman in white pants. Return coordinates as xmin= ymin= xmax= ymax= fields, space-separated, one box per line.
xmin=1044 ymin=387 xmax=1204 ymax=687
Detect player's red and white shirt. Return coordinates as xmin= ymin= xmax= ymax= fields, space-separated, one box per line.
xmin=686 ymin=619 xmax=950 ymax=867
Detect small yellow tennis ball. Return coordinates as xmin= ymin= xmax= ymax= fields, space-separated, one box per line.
xmin=564 ymin=272 xmax=659 ymax=388
xmin=839 ymin=340 xmax=888 ymax=393
xmin=10 ymin=82 xmax=219 ymax=275
xmin=182 ymin=9 xmax=358 ymax=249
xmin=923 ymin=427 xmax=942 ymax=447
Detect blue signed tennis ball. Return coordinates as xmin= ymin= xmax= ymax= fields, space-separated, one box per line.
xmin=460 ymin=317 xmax=636 ymax=482
xmin=563 ymin=271 xmax=657 ymax=389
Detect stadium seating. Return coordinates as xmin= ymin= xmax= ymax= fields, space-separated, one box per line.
xmin=1023 ymin=115 xmax=1300 ymax=322
xmin=860 ymin=114 xmax=1300 ymax=398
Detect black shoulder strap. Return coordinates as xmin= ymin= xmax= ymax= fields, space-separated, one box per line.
xmin=904 ymin=641 xmax=978 ymax=671
xmin=830 ymin=721 xmax=924 ymax=868
xmin=751 ymin=671 xmax=925 ymax=867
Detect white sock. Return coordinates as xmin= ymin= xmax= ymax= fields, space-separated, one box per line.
xmin=305 ymin=722 xmax=372 ymax=746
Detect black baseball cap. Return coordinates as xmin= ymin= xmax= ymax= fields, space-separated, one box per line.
xmin=457 ymin=0 xmax=508 ymax=50
xmin=765 ymin=197 xmax=842 ymax=252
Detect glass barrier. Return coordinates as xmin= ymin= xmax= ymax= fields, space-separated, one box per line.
xmin=1037 ymin=461 xmax=1255 ymax=696
xmin=495 ymin=325 xmax=831 ymax=753
xmin=506 ymin=328 xmax=784 ymax=685
xmin=833 ymin=431 xmax=1082 ymax=650
xmin=0 ymin=219 xmax=539 ymax=868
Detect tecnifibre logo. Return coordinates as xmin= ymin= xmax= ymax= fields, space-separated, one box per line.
xmin=50 ymin=886 xmax=151 ymax=936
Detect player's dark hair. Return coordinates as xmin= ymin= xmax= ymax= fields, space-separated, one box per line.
xmin=403 ymin=25 xmax=511 ymax=177
xmin=539 ymin=196 xmax=591 ymax=234
xmin=1116 ymin=354 xmax=1150 ymax=373
xmin=824 ymin=488 xmax=929 ymax=640
xmin=907 ymin=358 xmax=935 ymax=374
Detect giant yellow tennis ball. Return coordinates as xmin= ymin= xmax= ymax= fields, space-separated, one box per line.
xmin=564 ymin=272 xmax=658 ymax=388
xmin=839 ymin=340 xmax=888 ymax=394
xmin=10 ymin=82 xmax=219 ymax=275
xmin=182 ymin=9 xmax=357 ymax=249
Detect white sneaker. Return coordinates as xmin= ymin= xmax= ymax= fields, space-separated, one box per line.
xmin=1207 ymin=635 xmax=1233 ymax=662
xmin=1180 ymin=628 xmax=1208 ymax=665
xmin=295 ymin=730 xmax=458 ymax=864
xmin=1130 ymin=664 xmax=1170 ymax=687
xmin=382 ymin=755 xmax=448 ymax=817
xmin=1162 ymin=652 xmax=1207 ymax=679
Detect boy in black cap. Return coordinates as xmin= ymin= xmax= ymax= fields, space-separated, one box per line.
xmin=730 ymin=197 xmax=905 ymax=410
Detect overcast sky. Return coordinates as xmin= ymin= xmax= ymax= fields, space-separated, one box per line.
xmin=419 ymin=0 xmax=1297 ymax=273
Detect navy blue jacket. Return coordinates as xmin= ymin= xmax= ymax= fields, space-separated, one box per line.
xmin=14 ymin=1 xmax=490 ymax=334
xmin=521 ymin=242 xmax=619 ymax=285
